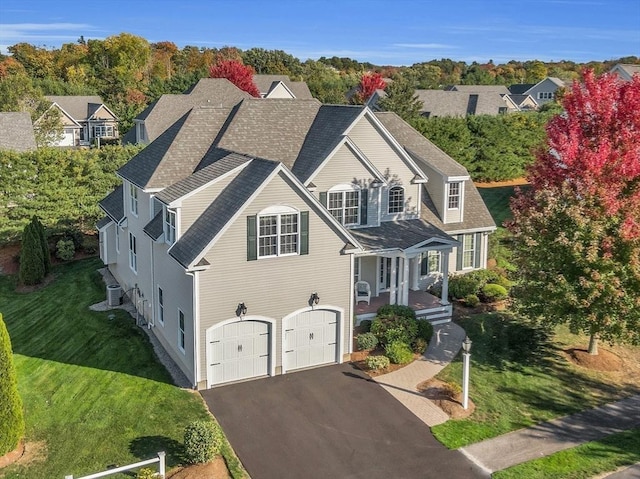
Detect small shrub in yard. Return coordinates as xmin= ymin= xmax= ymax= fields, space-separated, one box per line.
xmin=385 ymin=341 xmax=414 ymax=365
xmin=411 ymin=337 xmax=428 ymax=354
xmin=448 ymin=273 xmax=482 ymax=299
xmin=365 ymin=355 xmax=390 ymax=370
xmin=0 ymin=314 xmax=24 ymax=456
xmin=465 ymin=293 xmax=480 ymax=307
xmin=416 ymin=319 xmax=434 ymax=342
xmin=184 ymin=420 xmax=223 ymax=464
xmin=371 ymin=306 xmax=418 ymax=346
xmin=358 ymin=319 xmax=372 ymax=333
xmin=136 ymin=468 xmax=156 ymax=479
xmin=481 ymin=283 xmax=508 ymax=303
xmin=56 ymin=239 xmax=75 ymax=261
xmin=356 ymin=332 xmax=378 ymax=351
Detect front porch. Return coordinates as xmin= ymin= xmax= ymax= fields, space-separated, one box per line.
xmin=355 ymin=289 xmax=452 ymax=324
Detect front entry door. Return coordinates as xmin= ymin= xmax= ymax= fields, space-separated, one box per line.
xmin=379 ymin=257 xmax=400 ymax=292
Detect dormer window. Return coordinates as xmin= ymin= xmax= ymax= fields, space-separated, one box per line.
xmin=448 ymin=182 xmax=460 ymax=209
xmin=129 ymin=183 xmax=138 ymax=216
xmin=164 ymin=208 xmax=176 ymax=245
xmin=388 ymin=186 xmax=404 ymax=214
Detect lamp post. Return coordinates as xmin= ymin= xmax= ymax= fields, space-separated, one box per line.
xmin=462 ymin=335 xmax=472 ymax=410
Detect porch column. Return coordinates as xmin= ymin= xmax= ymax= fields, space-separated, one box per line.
xmin=441 ymin=251 xmax=450 ymax=305
xmin=389 ymin=256 xmax=397 ymax=305
xmin=401 ymin=256 xmax=409 ymax=305
xmin=410 ymin=255 xmax=420 ymax=290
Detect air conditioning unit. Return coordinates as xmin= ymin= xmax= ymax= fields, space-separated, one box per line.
xmin=106 ymin=284 xmax=122 ymax=306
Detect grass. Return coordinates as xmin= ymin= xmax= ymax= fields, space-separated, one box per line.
xmin=431 ymin=313 xmax=639 ymax=450
xmin=0 ymin=258 xmax=246 ymax=479
xmin=477 ymin=186 xmax=520 ymax=228
xmin=493 ymin=428 xmax=640 ymax=479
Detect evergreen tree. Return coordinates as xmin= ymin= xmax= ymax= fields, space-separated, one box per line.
xmin=377 ymin=76 xmax=424 ymax=121
xmin=19 ymin=221 xmax=45 ymax=285
xmin=32 ymin=216 xmax=50 ymax=275
xmin=0 ymin=313 xmax=25 ymax=455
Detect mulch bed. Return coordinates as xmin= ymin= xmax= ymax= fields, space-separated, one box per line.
xmin=566 ymin=348 xmax=624 ymax=372
xmin=417 ymin=378 xmax=475 ymax=419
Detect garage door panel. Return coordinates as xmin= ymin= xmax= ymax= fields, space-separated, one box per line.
xmin=284 ymin=309 xmax=339 ymax=372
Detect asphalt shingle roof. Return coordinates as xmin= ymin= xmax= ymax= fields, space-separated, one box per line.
xmin=449 ymin=85 xmax=511 ymax=95
xmin=118 ymin=106 xmax=234 ymax=189
xmin=421 ymin=183 xmax=496 ymax=233
xmin=99 ymin=184 xmax=124 ymax=222
xmin=349 ymin=219 xmax=455 ymax=251
xmin=253 ymin=75 xmax=313 ymax=99
xmin=374 ymin=112 xmax=468 ymax=177
xmin=45 ymin=96 xmax=105 ymax=121
xmin=96 ymin=217 xmax=112 ymax=229
xmin=143 ymin=211 xmax=164 ymax=240
xmin=414 ymin=90 xmax=508 ymax=117
xmin=169 ymin=158 xmax=279 ymax=268
xmin=0 ymin=112 xmax=37 ymax=152
xmin=155 ymin=149 xmax=252 ymax=204
xmin=293 ymin=105 xmax=365 ymax=182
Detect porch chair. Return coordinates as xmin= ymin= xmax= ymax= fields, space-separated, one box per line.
xmin=355 ymin=281 xmax=371 ymax=305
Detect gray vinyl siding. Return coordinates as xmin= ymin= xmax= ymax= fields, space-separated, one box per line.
xmin=358 ymin=256 xmax=378 ymax=293
xmin=421 ymin=163 xmax=446 ymax=219
xmin=197 ymin=171 xmax=352 ymax=379
xmin=150 ymin=240 xmax=195 ymax=383
xmin=448 ymin=231 xmax=489 ymax=274
xmin=179 ymin=170 xmax=243 ymax=233
xmin=445 ymin=181 xmax=464 ymax=224
xmin=347 ymin=115 xmax=419 ymax=216
xmin=380 ymin=183 xmax=420 ymax=221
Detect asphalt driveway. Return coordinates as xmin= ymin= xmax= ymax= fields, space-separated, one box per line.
xmin=201 ymin=363 xmax=487 ymax=479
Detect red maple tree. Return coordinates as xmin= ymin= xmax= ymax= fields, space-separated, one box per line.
xmin=209 ymin=59 xmax=260 ymax=98
xmin=353 ymin=72 xmax=387 ymax=104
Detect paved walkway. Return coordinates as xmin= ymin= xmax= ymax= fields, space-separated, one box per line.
xmin=373 ymin=321 xmax=466 ymax=426
xmin=374 ymin=320 xmax=640 ymax=476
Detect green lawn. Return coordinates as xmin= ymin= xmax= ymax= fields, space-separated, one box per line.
xmin=477 ymin=185 xmax=523 ymax=228
xmin=493 ymin=428 xmax=640 ymax=479
xmin=0 ymin=258 xmax=244 ymax=478
xmin=431 ymin=313 xmax=640 ymax=450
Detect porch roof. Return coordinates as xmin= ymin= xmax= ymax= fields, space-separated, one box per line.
xmin=349 ymin=219 xmax=454 ymax=252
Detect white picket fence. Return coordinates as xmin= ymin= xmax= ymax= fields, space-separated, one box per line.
xmin=64 ymin=451 xmax=165 ymax=479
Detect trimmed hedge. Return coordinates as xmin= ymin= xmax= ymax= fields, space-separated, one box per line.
xmin=385 ymin=341 xmax=414 ymax=365
xmin=184 ymin=420 xmax=224 ymax=464
xmin=481 ymin=283 xmax=509 ymax=302
xmin=356 ymin=332 xmax=378 ymax=351
xmin=371 ymin=305 xmax=418 ymax=346
xmin=0 ymin=313 xmax=25 ymax=455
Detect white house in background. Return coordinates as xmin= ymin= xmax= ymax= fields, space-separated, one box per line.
xmin=98 ymin=98 xmax=495 ymax=389
xmin=509 ymin=77 xmax=566 ymax=106
xmin=609 ymin=63 xmax=640 ymax=82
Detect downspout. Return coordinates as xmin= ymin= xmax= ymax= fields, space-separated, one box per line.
xmin=349 ymin=254 xmax=355 ymax=354
xmin=186 ymin=270 xmax=200 ymax=389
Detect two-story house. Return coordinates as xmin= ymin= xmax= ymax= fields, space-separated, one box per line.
xmin=98 ymin=98 xmax=495 ymax=389
xmin=41 ymin=96 xmax=119 ymax=147
xmin=509 ymin=77 xmax=565 ymax=106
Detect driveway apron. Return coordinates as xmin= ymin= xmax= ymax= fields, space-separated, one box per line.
xmin=201 ymin=363 xmax=487 ymax=479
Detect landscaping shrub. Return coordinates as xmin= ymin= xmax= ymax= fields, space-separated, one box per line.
xmin=184 ymin=420 xmax=223 ymax=464
xmin=0 ymin=313 xmax=25 ymax=455
xmin=465 ymin=293 xmax=480 ymax=307
xmin=81 ymin=235 xmax=99 ymax=255
xmin=136 ymin=468 xmax=156 ymax=479
xmin=358 ymin=319 xmax=372 ymax=333
xmin=371 ymin=305 xmax=418 ymax=346
xmin=31 ymin=216 xmax=50 ymax=275
xmin=19 ymin=221 xmax=45 ymax=285
xmin=416 ymin=319 xmax=434 ymax=342
xmin=385 ymin=341 xmax=414 ymax=365
xmin=365 ymin=355 xmax=390 ymax=370
xmin=411 ymin=337 xmax=428 ymax=354
xmin=56 ymin=239 xmax=75 ymax=261
xmin=481 ymin=283 xmax=508 ymax=302
xmin=377 ymin=304 xmax=416 ymax=319
xmin=448 ymin=273 xmax=482 ymax=299
xmin=356 ymin=332 xmax=378 ymax=351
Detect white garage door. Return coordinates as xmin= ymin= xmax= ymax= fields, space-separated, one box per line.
xmin=284 ymin=309 xmax=339 ymax=371
xmin=207 ymin=320 xmax=270 ymax=386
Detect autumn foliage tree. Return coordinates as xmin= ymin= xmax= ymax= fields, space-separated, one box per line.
xmin=351 ymin=72 xmax=387 ymax=104
xmin=508 ymin=69 xmax=640 ymax=355
xmin=209 ymin=59 xmax=260 ymax=97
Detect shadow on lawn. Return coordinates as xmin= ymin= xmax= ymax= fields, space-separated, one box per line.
xmin=130 ymin=436 xmax=185 ymax=468
xmin=2 ymin=258 xmax=175 ymax=385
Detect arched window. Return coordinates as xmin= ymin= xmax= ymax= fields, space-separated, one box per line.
xmin=388 ymin=186 xmax=404 ymax=214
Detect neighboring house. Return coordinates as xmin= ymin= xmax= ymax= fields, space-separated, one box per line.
xmin=508 ymin=77 xmax=565 ymax=105
xmin=98 ymin=98 xmax=495 ymax=389
xmin=41 ymin=96 xmax=119 ymax=147
xmin=123 ymin=76 xmax=313 ymax=145
xmin=253 ymin=74 xmax=314 ymax=99
xmin=0 ymin=112 xmax=37 ymax=152
xmin=506 ymin=94 xmax=538 ymax=111
xmin=609 ymin=63 xmax=640 ymax=82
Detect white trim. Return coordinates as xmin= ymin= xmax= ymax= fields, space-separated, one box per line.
xmin=157 ymin=285 xmax=165 ymax=326
xmin=37 ymin=102 xmax=82 ymax=127
xmin=205 ymin=316 xmax=277 ymax=387
xmin=128 ymin=232 xmax=137 ymax=273
xmin=259 ymin=204 xmax=298 ymax=215
xmin=280 ymin=305 xmax=344 ymax=375
xmin=445 ymin=226 xmax=497 ymax=235
xmin=129 ymin=182 xmax=139 ymax=217
xmin=178 ymin=309 xmax=186 ymax=354
xmin=304 ymin=136 xmax=387 ymax=187
xmin=186 ymin=164 xmax=363 ymax=269
xmin=257 ymin=210 xmax=300 ymax=258
xmin=192 ymin=271 xmax=201 ymax=388
xmin=88 ymin=103 xmax=119 ymax=121
xmin=263 ymin=80 xmax=296 ymax=98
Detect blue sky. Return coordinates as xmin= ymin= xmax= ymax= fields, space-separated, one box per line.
xmin=1 ymin=0 xmax=639 ymax=66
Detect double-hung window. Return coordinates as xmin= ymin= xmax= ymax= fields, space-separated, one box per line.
xmin=448 ymin=182 xmax=460 ymax=209
xmin=178 ymin=310 xmax=185 ymax=353
xmin=328 ymin=190 xmax=359 ymax=225
xmin=462 ymin=234 xmax=475 ymax=269
xmin=421 ymin=251 xmax=441 ymax=275
xmin=129 ymin=232 xmax=137 ymax=272
xmin=388 ymin=186 xmax=404 ymax=214
xmin=165 ymin=209 xmax=176 ymax=245
xmin=129 ymin=183 xmax=138 ymax=216
xmin=258 ymin=211 xmax=299 ymax=258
